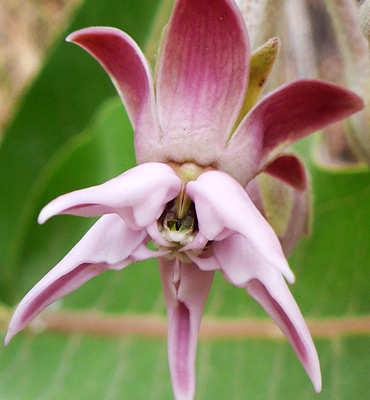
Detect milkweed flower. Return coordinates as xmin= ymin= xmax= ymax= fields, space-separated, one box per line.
xmin=5 ymin=0 xmax=363 ymax=399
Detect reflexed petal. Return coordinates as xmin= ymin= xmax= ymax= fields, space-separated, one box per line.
xmin=159 ymin=258 xmax=214 ymax=400
xmin=214 ymin=234 xmax=321 ymax=392
xmin=5 ymin=215 xmax=155 ymax=344
xmin=218 ymin=79 xmax=363 ymax=185
xmin=247 ymin=79 xmax=363 ymax=159
xmin=262 ymin=153 xmax=307 ymax=192
xmin=38 ymin=163 xmax=181 ymax=229
xmin=186 ymin=170 xmax=294 ymax=282
xmin=156 ymin=0 xmax=250 ymax=165
xmin=67 ymin=27 xmax=162 ymax=162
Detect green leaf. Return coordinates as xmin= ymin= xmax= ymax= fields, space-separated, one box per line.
xmin=0 ymin=334 xmax=368 ymax=399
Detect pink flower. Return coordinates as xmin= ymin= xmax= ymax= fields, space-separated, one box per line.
xmin=5 ymin=1 xmax=363 ymax=399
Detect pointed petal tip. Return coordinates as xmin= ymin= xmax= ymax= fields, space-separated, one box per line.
xmin=346 ymin=91 xmax=365 ymax=114
xmin=296 ymin=79 xmax=365 ymax=112
xmin=65 ymin=32 xmax=73 ymax=43
xmin=65 ymin=27 xmax=98 ymax=44
xmin=307 ymin=359 xmax=322 ymax=393
xmin=65 ymin=28 xmax=86 ymax=43
xmin=4 ymin=324 xmax=17 ymax=346
xmin=4 ymin=333 xmax=11 ymax=346
xmin=286 ymin=269 xmax=295 ymax=284
xmin=173 ymin=391 xmax=194 ymax=400
xmin=303 ymin=346 xmax=322 ymax=393
xmin=37 ymin=208 xmax=48 ymax=224
xmin=38 ymin=203 xmax=56 ymax=224
xmin=309 ymin=352 xmax=322 ymax=393
xmin=314 ymin=375 xmax=322 ymax=393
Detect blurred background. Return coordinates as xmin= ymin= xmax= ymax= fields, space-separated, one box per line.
xmin=0 ymin=0 xmax=81 ymax=134
xmin=0 ymin=1 xmax=368 ymax=399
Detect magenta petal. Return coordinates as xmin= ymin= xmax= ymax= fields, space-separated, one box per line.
xmin=66 ymin=27 xmax=162 ymax=162
xmin=218 ymin=79 xmax=363 ymax=185
xmin=5 ymin=215 xmax=154 ymax=344
xmin=156 ymin=0 xmax=250 ymax=165
xmin=186 ymin=171 xmax=294 ymax=283
xmin=248 ymin=79 xmax=363 ymax=158
xmin=263 ymin=154 xmax=308 ymax=192
xmin=159 ymin=258 xmax=214 ymax=400
xmin=38 ymin=163 xmax=181 ymax=229
xmin=214 ymin=234 xmax=321 ymax=392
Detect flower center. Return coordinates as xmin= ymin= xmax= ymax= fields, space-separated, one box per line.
xmin=159 ymin=199 xmax=198 ymax=245
xmin=157 ymin=162 xmax=213 ymax=251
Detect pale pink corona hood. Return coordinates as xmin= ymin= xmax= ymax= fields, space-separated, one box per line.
xmin=6 ymin=1 xmax=364 ymax=400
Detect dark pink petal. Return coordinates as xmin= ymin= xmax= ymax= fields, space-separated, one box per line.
xmin=156 ymin=0 xmax=250 ymax=165
xmin=213 ymin=234 xmax=321 ymax=392
xmin=159 ymin=257 xmax=214 ymax=400
xmin=66 ymin=27 xmax=162 ymax=162
xmin=186 ymin=171 xmax=294 ymax=283
xmin=248 ymin=79 xmax=363 ymax=159
xmin=5 ymin=215 xmax=155 ymax=344
xmin=218 ymin=79 xmax=363 ymax=185
xmin=258 ymin=80 xmax=363 ymax=157
xmin=263 ymin=154 xmax=307 ymax=192
xmin=38 ymin=163 xmax=181 ymax=229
